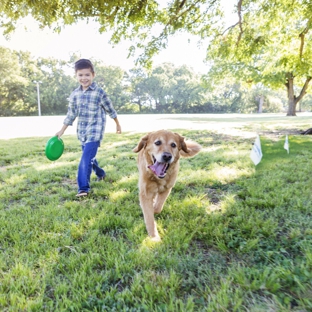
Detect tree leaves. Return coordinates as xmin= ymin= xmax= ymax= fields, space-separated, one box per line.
xmin=0 ymin=0 xmax=220 ymax=66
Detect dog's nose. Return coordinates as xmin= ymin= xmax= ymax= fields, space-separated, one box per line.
xmin=162 ymin=152 xmax=172 ymax=162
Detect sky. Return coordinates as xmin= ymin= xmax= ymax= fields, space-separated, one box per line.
xmin=0 ymin=16 xmax=211 ymax=74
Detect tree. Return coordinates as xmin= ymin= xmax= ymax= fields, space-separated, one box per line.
xmin=0 ymin=47 xmax=28 ymax=116
xmin=93 ymin=61 xmax=130 ymax=112
xmin=205 ymin=0 xmax=312 ymax=116
xmin=128 ymin=68 xmax=150 ymax=112
xmin=14 ymin=50 xmax=43 ymax=115
xmin=36 ymin=57 xmax=77 ymax=115
xmin=0 ymin=0 xmax=220 ymax=67
xmin=0 ymin=47 xmax=77 ymax=116
xmin=166 ymin=65 xmax=207 ymax=113
xmin=143 ymin=63 xmax=175 ymax=112
xmin=131 ymin=63 xmax=208 ymax=113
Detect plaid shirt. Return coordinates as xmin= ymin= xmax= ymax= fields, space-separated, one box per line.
xmin=64 ymin=82 xmax=117 ymax=144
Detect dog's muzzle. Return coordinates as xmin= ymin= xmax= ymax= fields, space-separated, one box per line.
xmin=148 ymin=152 xmax=172 ymax=178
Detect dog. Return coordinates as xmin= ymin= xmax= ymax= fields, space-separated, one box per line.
xmin=133 ymin=130 xmax=202 ymax=241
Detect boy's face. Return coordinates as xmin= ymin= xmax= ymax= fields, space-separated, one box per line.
xmin=76 ymin=68 xmax=95 ymax=90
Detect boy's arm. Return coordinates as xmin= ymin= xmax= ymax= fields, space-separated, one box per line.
xmin=100 ymin=90 xmax=121 ymax=134
xmin=55 ymin=124 xmax=68 ymax=138
xmin=56 ymin=92 xmax=77 ymax=138
xmin=114 ymin=117 xmax=122 ymax=134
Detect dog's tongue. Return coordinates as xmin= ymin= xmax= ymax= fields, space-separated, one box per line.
xmin=148 ymin=161 xmax=167 ymax=177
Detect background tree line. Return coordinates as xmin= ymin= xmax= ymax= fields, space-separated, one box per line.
xmin=1 ymin=45 xmax=312 ymax=117
xmin=2 ymin=1 xmax=312 ymax=116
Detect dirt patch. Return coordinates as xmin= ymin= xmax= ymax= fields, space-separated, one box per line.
xmin=258 ymin=128 xmax=302 ymax=140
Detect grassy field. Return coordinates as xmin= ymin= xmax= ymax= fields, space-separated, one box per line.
xmin=1 ymin=115 xmax=312 ymax=311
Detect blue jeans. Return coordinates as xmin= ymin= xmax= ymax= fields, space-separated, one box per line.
xmin=77 ymin=141 xmax=106 ymax=193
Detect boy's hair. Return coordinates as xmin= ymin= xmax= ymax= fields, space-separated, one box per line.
xmin=74 ymin=59 xmax=95 ymax=73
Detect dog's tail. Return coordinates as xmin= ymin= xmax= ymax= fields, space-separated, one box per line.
xmin=180 ymin=141 xmax=202 ymax=158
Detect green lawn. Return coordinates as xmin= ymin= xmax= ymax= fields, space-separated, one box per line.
xmin=1 ymin=116 xmax=312 ymax=311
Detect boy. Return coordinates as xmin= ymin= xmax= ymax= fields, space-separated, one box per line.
xmin=56 ymin=59 xmax=122 ymax=197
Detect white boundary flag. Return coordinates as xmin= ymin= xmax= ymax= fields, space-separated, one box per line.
xmin=284 ymin=135 xmax=289 ymax=154
xmin=250 ymin=135 xmax=263 ymax=165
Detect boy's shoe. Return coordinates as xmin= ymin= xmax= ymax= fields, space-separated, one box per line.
xmin=96 ymin=175 xmax=105 ymax=181
xmin=76 ymin=191 xmax=88 ymax=197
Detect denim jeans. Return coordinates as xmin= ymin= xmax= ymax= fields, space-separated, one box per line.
xmin=77 ymin=141 xmax=106 ymax=193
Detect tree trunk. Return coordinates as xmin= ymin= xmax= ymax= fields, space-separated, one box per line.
xmin=138 ymin=98 xmax=142 ymax=112
xmin=286 ymin=98 xmax=296 ymax=116
xmin=155 ymin=100 xmax=161 ymax=112
xmin=286 ymin=74 xmax=296 ymax=116
xmin=301 ymin=128 xmax=312 ymax=135
xmin=258 ymin=95 xmax=264 ymax=113
xmin=285 ymin=73 xmax=311 ymax=116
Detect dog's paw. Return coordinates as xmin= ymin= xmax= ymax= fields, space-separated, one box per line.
xmin=142 ymin=236 xmax=162 ymax=246
xmin=150 ymin=236 xmax=161 ymax=242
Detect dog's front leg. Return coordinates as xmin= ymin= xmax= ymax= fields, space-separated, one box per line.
xmin=154 ymin=188 xmax=172 ymax=214
xmin=140 ymin=194 xmax=161 ymax=241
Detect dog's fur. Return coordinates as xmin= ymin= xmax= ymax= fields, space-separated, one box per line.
xmin=133 ymin=130 xmax=201 ymax=241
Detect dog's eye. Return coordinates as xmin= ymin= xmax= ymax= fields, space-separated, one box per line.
xmin=171 ymin=143 xmax=177 ymax=148
xmin=155 ymin=140 xmax=161 ymax=146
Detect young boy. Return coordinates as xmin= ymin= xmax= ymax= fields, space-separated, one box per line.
xmin=56 ymin=59 xmax=122 ymax=197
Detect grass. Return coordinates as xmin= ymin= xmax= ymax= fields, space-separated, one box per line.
xmin=1 ymin=117 xmax=312 ymax=311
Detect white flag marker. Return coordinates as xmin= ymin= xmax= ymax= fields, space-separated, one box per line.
xmin=284 ymin=135 xmax=289 ymax=154
xmin=250 ymin=135 xmax=263 ymax=165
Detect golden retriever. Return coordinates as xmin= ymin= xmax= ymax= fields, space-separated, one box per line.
xmin=133 ymin=130 xmax=202 ymax=241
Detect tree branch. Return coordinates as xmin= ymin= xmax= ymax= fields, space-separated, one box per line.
xmin=168 ymin=0 xmax=202 ymax=29
xmin=295 ymin=76 xmax=312 ymax=104
xmin=299 ymin=23 xmax=310 ymax=59
xmin=236 ymin=0 xmax=244 ymax=45
xmin=178 ymin=0 xmax=187 ymax=9
xmin=221 ymin=22 xmax=239 ymax=36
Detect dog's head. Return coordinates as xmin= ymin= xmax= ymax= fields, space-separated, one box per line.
xmin=133 ymin=130 xmax=201 ymax=179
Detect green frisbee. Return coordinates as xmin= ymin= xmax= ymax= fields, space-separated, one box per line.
xmin=45 ymin=136 xmax=64 ymax=161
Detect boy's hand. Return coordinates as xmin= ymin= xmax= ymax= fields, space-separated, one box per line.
xmin=116 ymin=124 xmax=122 ymax=134
xmin=55 ymin=125 xmax=68 ymax=138
xmin=55 ymin=130 xmax=63 ymax=139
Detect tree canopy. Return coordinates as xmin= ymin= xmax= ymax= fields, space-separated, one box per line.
xmin=205 ymin=0 xmax=312 ymax=116
xmin=2 ymin=0 xmax=312 ymax=115
xmin=0 ymin=0 xmax=220 ymax=67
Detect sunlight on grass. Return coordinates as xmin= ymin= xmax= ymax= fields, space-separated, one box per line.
xmin=5 ymin=174 xmax=27 ymax=185
xmin=208 ymin=203 xmax=222 ymax=212
xmin=115 ymin=174 xmax=137 ymax=185
xmin=202 ymin=145 xmax=225 ymax=152
xmin=35 ymin=161 xmax=65 ymax=171
xmin=210 ymin=165 xmax=253 ymax=183
xmin=110 ymin=189 xmax=130 ymax=202
xmin=38 ymin=248 xmax=61 ymax=268
xmin=104 ymin=140 xmax=134 ymax=149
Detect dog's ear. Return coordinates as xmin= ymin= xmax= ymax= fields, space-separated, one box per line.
xmin=133 ymin=134 xmax=149 ymax=153
xmin=181 ymin=141 xmax=201 ymax=157
xmin=174 ymin=133 xmax=189 ymax=154
xmin=178 ymin=134 xmax=189 ymax=154
xmin=175 ymin=133 xmax=201 ymax=158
